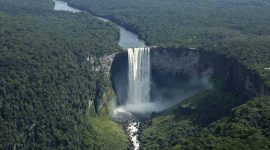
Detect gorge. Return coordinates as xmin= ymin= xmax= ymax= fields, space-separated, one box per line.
xmin=53 ymin=0 xmax=270 ymax=149
xmin=53 ymin=1 xmax=150 ymax=149
xmin=1 ymin=0 xmax=270 ymax=149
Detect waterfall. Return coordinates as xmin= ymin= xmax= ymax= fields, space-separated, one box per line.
xmin=127 ymin=48 xmax=151 ymax=104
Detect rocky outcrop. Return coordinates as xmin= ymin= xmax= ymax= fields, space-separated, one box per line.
xmin=87 ymin=54 xmax=115 ymax=76
xmin=86 ymin=53 xmax=117 ymax=114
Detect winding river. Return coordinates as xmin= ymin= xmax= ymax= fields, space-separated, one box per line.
xmin=53 ymin=0 xmax=145 ymax=49
xmin=53 ymin=0 xmax=143 ymax=149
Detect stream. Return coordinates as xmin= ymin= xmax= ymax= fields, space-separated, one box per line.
xmin=53 ymin=0 xmax=145 ymax=49
xmin=53 ymin=0 xmax=144 ymax=149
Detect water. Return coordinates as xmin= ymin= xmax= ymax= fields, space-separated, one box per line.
xmin=94 ymin=17 xmax=145 ymax=48
xmin=53 ymin=0 xmax=144 ymax=49
xmin=125 ymin=48 xmax=150 ymax=150
xmin=127 ymin=122 xmax=140 ymax=150
xmin=119 ymin=29 xmax=145 ymax=48
xmin=113 ymin=48 xmax=151 ymax=150
xmin=95 ymin=16 xmax=145 ymax=48
xmin=127 ymin=48 xmax=151 ymax=104
xmin=53 ymin=1 xmax=146 ymax=149
xmin=53 ymin=0 xmax=81 ymax=13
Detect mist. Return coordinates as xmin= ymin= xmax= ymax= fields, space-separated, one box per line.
xmin=111 ymin=61 xmax=213 ymax=117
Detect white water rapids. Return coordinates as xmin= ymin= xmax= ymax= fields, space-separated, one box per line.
xmin=127 ymin=122 xmax=140 ymax=150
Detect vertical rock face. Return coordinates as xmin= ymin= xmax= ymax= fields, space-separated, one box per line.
xmin=111 ymin=48 xmax=269 ymax=107
xmin=151 ymin=47 xmax=269 ymax=100
xmin=198 ymin=51 xmax=269 ymax=99
xmin=150 ymin=48 xmax=213 ymax=104
xmin=86 ymin=54 xmax=117 ymax=113
xmin=151 ymin=49 xmax=200 ymax=75
xmin=110 ymin=52 xmax=129 ymax=105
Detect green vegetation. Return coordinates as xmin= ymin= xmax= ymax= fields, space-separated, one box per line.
xmin=0 ymin=0 xmax=128 ymax=149
xmin=0 ymin=0 xmax=54 ymax=11
xmin=65 ymin=0 xmax=270 ymax=85
xmin=142 ymin=93 xmax=270 ymax=150
xmin=1 ymin=0 xmax=270 ymax=149
xmin=57 ymin=1 xmax=270 ymax=146
xmin=88 ymin=116 xmax=129 ymax=150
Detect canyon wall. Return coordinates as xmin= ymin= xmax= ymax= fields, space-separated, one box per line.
xmin=111 ymin=48 xmax=269 ymax=107
xmin=151 ymin=48 xmax=269 ymax=101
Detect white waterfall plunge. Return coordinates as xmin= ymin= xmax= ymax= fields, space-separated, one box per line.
xmin=113 ymin=48 xmax=151 ymax=150
xmin=114 ymin=47 xmax=179 ymax=115
xmin=127 ymin=48 xmax=151 ymax=104
xmin=127 ymin=48 xmax=150 ymax=150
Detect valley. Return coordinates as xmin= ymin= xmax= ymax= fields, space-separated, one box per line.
xmin=0 ymin=0 xmax=270 ymax=149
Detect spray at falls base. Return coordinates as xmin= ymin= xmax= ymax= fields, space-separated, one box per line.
xmin=111 ymin=48 xmax=215 ymax=149
xmin=127 ymin=47 xmax=151 ymax=111
xmin=112 ymin=48 xmax=150 ymax=150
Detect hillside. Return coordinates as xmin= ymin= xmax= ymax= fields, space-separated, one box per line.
xmin=141 ymin=95 xmax=270 ymax=149
xmin=0 ymin=0 xmax=128 ymax=149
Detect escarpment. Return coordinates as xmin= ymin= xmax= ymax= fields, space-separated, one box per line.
xmin=111 ymin=48 xmax=269 ymax=112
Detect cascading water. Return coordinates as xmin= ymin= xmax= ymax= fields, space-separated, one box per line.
xmin=52 ymin=1 xmax=148 ymax=149
xmin=127 ymin=48 xmax=151 ymax=105
xmin=127 ymin=47 xmax=150 ymax=150
xmin=113 ymin=48 xmax=150 ymax=150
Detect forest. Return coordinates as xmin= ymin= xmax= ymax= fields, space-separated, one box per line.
xmin=0 ymin=0 xmax=129 ymax=149
xmin=63 ymin=0 xmax=270 ymax=149
xmin=141 ymin=90 xmax=270 ymax=149
xmin=1 ymin=0 xmax=270 ymax=149
xmin=66 ymin=0 xmax=270 ymax=86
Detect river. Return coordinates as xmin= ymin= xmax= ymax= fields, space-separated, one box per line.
xmin=52 ymin=0 xmax=145 ymax=49
xmin=53 ymin=0 xmax=143 ymax=149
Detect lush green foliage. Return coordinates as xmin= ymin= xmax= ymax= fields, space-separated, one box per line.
xmin=1 ymin=0 xmax=270 ymax=149
xmin=142 ymin=93 xmax=270 ymax=150
xmin=0 ymin=0 xmax=128 ymax=149
xmin=87 ymin=115 xmax=129 ymax=150
xmin=0 ymin=0 xmax=54 ymax=12
xmin=66 ymin=0 xmax=270 ymax=85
